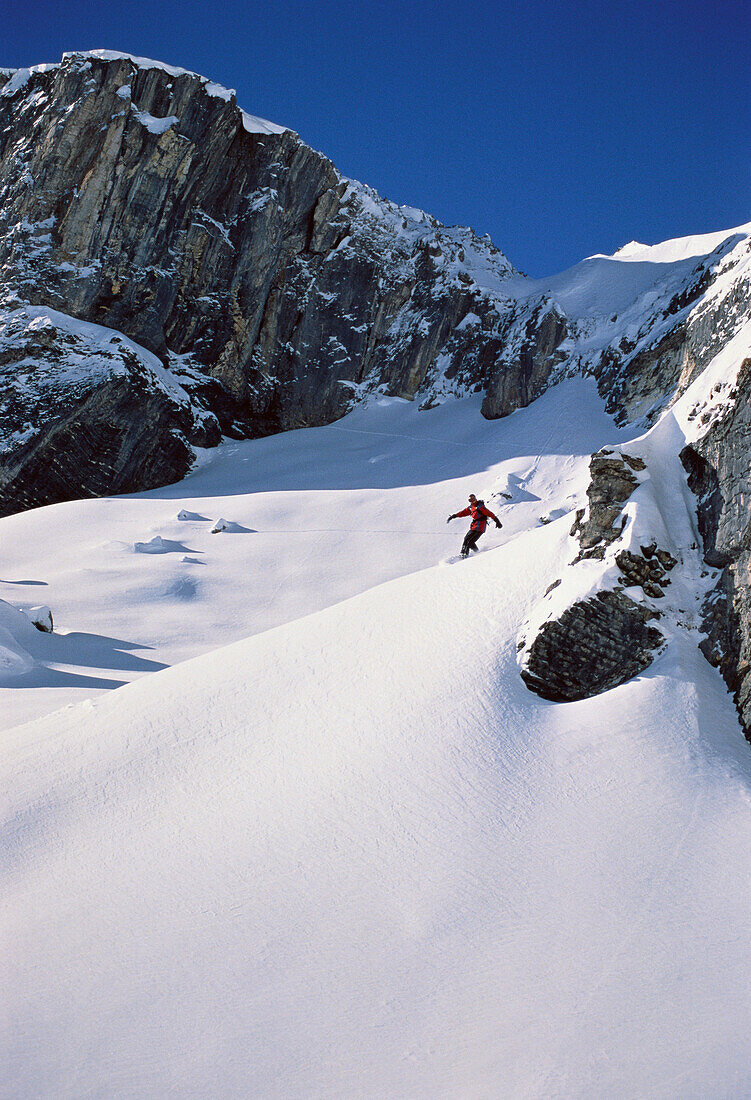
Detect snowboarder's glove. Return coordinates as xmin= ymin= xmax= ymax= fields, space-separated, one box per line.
xmin=495 ymin=520 xmax=502 ymax=529
xmin=447 ymin=514 xmax=455 ymax=523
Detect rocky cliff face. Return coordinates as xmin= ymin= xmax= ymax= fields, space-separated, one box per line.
xmin=0 ymin=49 xmax=556 ymax=515
xmin=681 ymin=360 xmax=751 ymax=736
xmin=3 ymin=50 xmax=751 ymax=519
xmin=0 ymin=303 xmax=221 ymax=510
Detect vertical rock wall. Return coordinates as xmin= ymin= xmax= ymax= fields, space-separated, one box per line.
xmin=681 ymin=359 xmax=751 ymax=738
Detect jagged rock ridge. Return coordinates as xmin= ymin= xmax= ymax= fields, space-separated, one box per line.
xmin=520 ymin=448 xmax=670 ymax=703
xmin=521 ymin=358 xmax=751 ymax=739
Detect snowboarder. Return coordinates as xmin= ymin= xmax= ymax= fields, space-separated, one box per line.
xmin=447 ymin=493 xmax=502 ymax=557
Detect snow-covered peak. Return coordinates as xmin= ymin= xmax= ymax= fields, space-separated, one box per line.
xmin=511 ymin=220 xmax=751 ymax=325
xmin=517 ymin=252 xmax=697 ymax=320
xmin=596 ymin=222 xmax=751 ymax=265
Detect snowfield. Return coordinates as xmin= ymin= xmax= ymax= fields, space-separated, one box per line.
xmin=0 ymin=379 xmax=621 ymax=730
xmin=4 ymin=378 xmax=751 ymax=1097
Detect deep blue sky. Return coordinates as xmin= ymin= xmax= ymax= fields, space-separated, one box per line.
xmin=2 ymin=0 xmax=749 ymax=274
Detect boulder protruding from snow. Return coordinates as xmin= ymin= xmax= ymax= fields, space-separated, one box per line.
xmin=210 ymin=517 xmax=252 ymax=533
xmin=177 ymin=509 xmax=209 ymax=521
xmin=134 ymin=535 xmax=167 ymax=553
xmin=571 ymin=450 xmax=645 ymax=558
xmin=521 ymin=590 xmax=663 ymax=702
xmin=26 ymin=605 xmax=53 ymax=632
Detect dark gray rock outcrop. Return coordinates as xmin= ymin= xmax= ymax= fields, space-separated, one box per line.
xmin=0 ymin=304 xmax=220 ymax=515
xmin=614 ymin=545 xmax=677 ymax=600
xmin=681 ymin=358 xmax=751 ymax=738
xmin=521 ymin=590 xmax=663 ymax=702
xmin=521 ymin=447 xmax=677 ymax=703
xmin=571 ymin=450 xmax=645 ymax=557
xmin=0 ymin=50 xmax=581 ymax=512
xmin=479 ymin=301 xmax=568 ymax=418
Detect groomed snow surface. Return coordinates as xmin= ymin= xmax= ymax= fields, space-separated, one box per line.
xmin=4 ymin=381 xmax=751 ymax=1098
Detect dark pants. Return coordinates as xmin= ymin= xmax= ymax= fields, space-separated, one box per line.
xmin=461 ymin=528 xmax=483 ymax=556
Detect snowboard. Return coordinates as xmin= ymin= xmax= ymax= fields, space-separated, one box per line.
xmin=440 ymin=549 xmax=485 ymax=565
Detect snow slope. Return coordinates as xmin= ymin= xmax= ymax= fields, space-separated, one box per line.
xmin=4 ymin=488 xmax=751 ymax=1096
xmin=516 ymin=223 xmax=749 ymax=322
xmin=0 ymin=379 xmax=623 ymax=730
xmin=4 ymin=370 xmax=751 ymax=1097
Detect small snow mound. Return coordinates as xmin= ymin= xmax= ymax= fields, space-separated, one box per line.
xmin=204 ymin=81 xmax=234 ymax=101
xmin=134 ymin=535 xmax=167 ymax=554
xmin=26 ymin=605 xmax=53 ymax=632
xmin=132 ymin=107 xmax=179 ymax=135
xmin=177 ymin=509 xmax=208 ymax=522
xmin=210 ymin=518 xmax=255 ymax=534
xmin=456 ymin=312 xmax=482 ymax=331
xmin=0 ymin=599 xmax=37 ymax=680
xmin=134 ymin=534 xmax=195 ymax=555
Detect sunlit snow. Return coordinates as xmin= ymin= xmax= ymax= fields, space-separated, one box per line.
xmin=4 ymin=374 xmax=751 ymax=1097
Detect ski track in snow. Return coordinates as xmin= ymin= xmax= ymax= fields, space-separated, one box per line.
xmin=3 ymin=377 xmax=751 ymax=1098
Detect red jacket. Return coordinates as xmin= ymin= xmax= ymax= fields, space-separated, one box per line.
xmin=454 ymin=499 xmax=500 ymax=534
